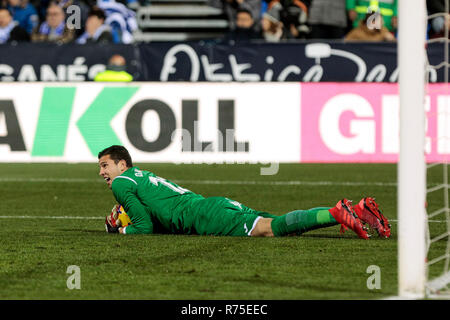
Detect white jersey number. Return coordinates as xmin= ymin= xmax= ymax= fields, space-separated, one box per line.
xmin=148 ymin=176 xmax=190 ymax=194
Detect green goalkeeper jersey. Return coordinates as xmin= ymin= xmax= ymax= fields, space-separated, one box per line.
xmin=111 ymin=166 xmax=205 ymax=235
xmin=111 ymin=166 xmax=274 ymax=236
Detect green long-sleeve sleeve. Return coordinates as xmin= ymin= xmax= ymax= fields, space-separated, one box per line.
xmin=109 ymin=166 xmax=207 ymax=235
xmin=111 ymin=177 xmax=154 ymax=234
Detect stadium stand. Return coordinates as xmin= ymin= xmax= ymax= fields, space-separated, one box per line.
xmin=133 ymin=0 xmax=229 ymax=42
xmin=3 ymin=1 xmax=448 ymax=44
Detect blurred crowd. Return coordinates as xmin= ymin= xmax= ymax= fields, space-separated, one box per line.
xmin=0 ymin=0 xmax=449 ymax=45
xmin=0 ymin=0 xmax=138 ymax=44
xmin=217 ymin=0 xmax=450 ymax=43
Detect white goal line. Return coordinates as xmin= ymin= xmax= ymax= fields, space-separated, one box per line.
xmin=2 ymin=177 xmax=447 ymax=188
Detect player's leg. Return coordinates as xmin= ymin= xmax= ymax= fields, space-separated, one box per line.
xmin=190 ymin=197 xmax=368 ymax=239
xmin=203 ymin=197 xmax=351 ymax=238
xmin=269 ymin=207 xmax=337 ymax=236
xmin=223 ymin=198 xmax=336 ymax=237
xmin=252 ymin=199 xmax=369 ymax=239
xmin=250 ymin=207 xmax=335 ymax=237
xmin=250 ymin=217 xmax=274 ymax=236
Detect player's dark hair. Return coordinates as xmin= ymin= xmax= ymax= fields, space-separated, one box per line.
xmin=98 ymin=145 xmax=133 ymax=168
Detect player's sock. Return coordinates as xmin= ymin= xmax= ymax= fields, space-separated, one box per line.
xmin=271 ymin=207 xmax=338 ymax=236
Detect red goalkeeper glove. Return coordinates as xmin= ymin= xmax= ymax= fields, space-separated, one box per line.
xmin=105 ymin=205 xmax=121 ymax=233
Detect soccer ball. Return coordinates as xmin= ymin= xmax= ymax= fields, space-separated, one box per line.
xmin=116 ymin=205 xmax=132 ymax=227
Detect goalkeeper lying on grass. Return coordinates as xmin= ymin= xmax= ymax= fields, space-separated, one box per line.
xmin=99 ymin=145 xmax=391 ymax=239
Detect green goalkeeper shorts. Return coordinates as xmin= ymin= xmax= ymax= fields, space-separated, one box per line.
xmin=188 ymin=197 xmax=276 ymax=237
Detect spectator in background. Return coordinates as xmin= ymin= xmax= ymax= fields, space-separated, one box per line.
xmin=31 ymin=0 xmax=90 ymax=32
xmin=76 ymin=6 xmax=112 ymax=43
xmin=94 ymin=54 xmax=133 ymax=81
xmin=427 ymin=0 xmax=450 ymax=39
xmin=346 ymin=0 xmax=397 ymax=33
xmin=261 ymin=4 xmax=284 ymax=42
xmin=209 ymin=0 xmax=262 ymax=32
xmin=264 ymin=0 xmax=311 ymax=39
xmin=54 ymin=0 xmax=91 ymax=36
xmin=0 ymin=7 xmax=29 ymax=43
xmin=223 ymin=7 xmax=262 ymax=42
xmin=30 ymin=0 xmax=54 ymax=23
xmin=308 ymin=0 xmax=347 ymax=39
xmin=97 ymin=0 xmax=137 ymax=43
xmin=6 ymin=0 xmax=38 ymax=34
xmin=31 ymin=3 xmax=75 ymax=44
xmin=344 ymin=11 xmax=395 ymax=41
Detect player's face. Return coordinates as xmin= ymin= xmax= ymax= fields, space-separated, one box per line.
xmin=98 ymin=155 xmax=126 ymax=189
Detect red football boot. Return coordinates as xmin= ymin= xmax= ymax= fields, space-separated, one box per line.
xmin=329 ymin=199 xmax=370 ymax=239
xmin=353 ymin=197 xmax=391 ymax=238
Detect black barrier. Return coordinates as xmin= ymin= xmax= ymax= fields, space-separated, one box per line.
xmin=0 ymin=41 xmax=447 ymax=82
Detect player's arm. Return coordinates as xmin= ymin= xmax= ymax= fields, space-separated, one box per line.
xmin=111 ymin=178 xmax=153 ymax=235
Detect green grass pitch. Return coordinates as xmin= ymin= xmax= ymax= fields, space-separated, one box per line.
xmin=0 ymin=163 xmax=447 ymax=299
